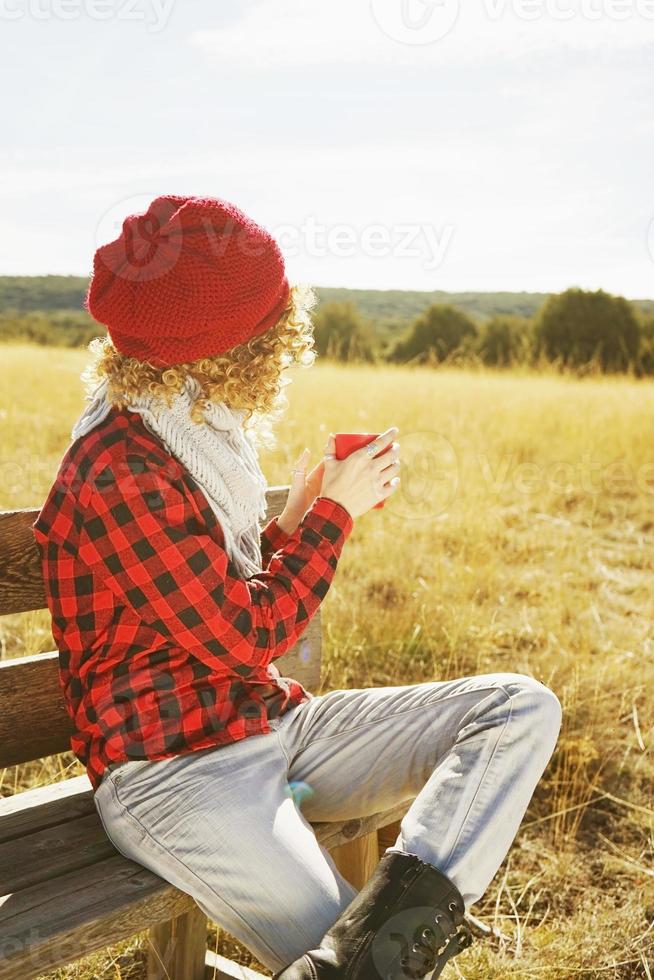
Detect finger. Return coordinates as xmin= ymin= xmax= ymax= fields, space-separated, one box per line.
xmin=323 ymin=432 xmax=336 ymax=458
xmin=378 ymin=457 xmax=401 ymax=478
xmin=357 ymin=427 xmax=399 ymax=460
xmin=374 ymin=441 xmax=400 ymax=473
xmin=291 ymin=448 xmax=310 ymax=479
xmin=307 ymin=458 xmax=324 ymax=481
xmin=379 ymin=473 xmax=401 ymax=496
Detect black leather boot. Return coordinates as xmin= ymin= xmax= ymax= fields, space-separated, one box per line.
xmin=273 ymin=850 xmax=473 ymax=979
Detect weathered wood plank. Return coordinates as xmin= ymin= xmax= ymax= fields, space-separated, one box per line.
xmin=376 ymin=819 xmax=402 ymax=857
xmin=0 ymin=651 xmax=73 ymax=768
xmin=0 ymin=486 xmax=290 ymax=617
xmin=0 ymin=775 xmax=93 ymax=843
xmin=147 ymin=906 xmax=207 ymax=980
xmin=313 ymin=802 xmax=412 ymax=851
xmin=0 ymin=812 xmax=115 ymax=893
xmin=0 ymin=854 xmax=197 ymax=980
xmin=331 ymin=830 xmax=380 ymax=889
xmin=1 ymin=778 xmax=411 ymax=886
xmin=0 ymin=509 xmax=45 ymax=618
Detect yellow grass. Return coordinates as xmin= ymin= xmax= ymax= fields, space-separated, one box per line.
xmin=1 ymin=342 xmax=653 ymax=979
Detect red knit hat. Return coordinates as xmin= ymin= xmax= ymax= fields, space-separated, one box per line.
xmin=86 ymin=195 xmax=290 ymax=368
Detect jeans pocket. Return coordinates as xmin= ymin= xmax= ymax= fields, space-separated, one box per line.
xmin=111 ymin=758 xmax=153 ymax=790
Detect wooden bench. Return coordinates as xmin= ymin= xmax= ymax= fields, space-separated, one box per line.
xmin=0 ymin=486 xmax=410 ymax=980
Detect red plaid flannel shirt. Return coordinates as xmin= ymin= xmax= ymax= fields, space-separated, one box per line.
xmin=32 ymin=407 xmax=353 ymax=793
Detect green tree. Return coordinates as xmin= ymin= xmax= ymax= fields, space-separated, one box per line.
xmin=635 ymin=313 xmax=654 ymax=376
xmin=534 ymin=288 xmax=639 ymax=372
xmin=476 ymin=315 xmax=534 ymax=366
xmin=389 ymin=304 xmax=477 ymax=365
xmin=312 ymin=301 xmax=377 ymax=362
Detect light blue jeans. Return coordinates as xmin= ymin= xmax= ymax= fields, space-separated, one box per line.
xmin=93 ymin=672 xmax=562 ymax=974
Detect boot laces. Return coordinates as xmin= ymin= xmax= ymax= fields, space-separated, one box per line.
xmin=399 ymin=901 xmax=474 ymax=978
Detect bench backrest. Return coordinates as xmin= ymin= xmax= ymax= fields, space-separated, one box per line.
xmin=0 ymin=485 xmax=322 ymax=771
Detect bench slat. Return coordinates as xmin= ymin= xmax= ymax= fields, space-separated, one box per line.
xmin=0 ymin=486 xmax=290 ymax=616
xmin=313 ymin=803 xmax=409 ymax=851
xmin=149 ymin=906 xmax=208 ymax=980
xmin=0 ymin=799 xmax=409 ymax=898
xmin=0 ymin=509 xmax=45 ymax=617
xmin=0 ymin=774 xmax=94 ymax=843
xmin=0 ymin=776 xmax=410 ymax=888
xmin=0 ymin=812 xmax=114 ymax=893
xmin=0 ymin=651 xmax=72 ymax=768
xmin=0 ymin=854 xmax=197 ymax=980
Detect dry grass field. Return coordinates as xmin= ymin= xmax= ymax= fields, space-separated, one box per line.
xmin=1 ymin=342 xmax=653 ymax=979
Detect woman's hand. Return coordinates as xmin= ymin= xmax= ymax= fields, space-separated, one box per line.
xmin=320 ymin=427 xmax=400 ymax=519
xmin=277 ymin=448 xmax=325 ymax=535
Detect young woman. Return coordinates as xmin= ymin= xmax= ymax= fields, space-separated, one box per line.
xmin=33 ymin=195 xmax=562 ymax=980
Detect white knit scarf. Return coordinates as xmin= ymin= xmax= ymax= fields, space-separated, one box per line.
xmin=70 ymin=375 xmax=269 ymax=579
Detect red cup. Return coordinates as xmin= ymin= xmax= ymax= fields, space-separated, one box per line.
xmin=333 ymin=432 xmax=393 ymax=509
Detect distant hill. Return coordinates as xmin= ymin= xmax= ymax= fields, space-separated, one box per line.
xmin=1 ymin=277 xmax=652 ymax=344
xmin=0 ymin=276 xmax=90 ymax=313
xmin=315 ymin=287 xmax=553 ymax=324
xmin=314 ymin=287 xmax=555 ymax=345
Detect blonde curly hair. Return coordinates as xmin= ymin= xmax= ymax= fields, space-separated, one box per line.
xmin=81 ymin=283 xmax=317 ymax=452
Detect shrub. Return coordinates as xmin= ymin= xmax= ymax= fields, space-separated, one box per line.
xmin=312 ymin=301 xmax=377 ymax=362
xmin=534 ymin=288 xmax=639 ymax=372
xmin=389 ymin=304 xmax=477 ymax=365
xmin=476 ymin=314 xmax=534 ymax=366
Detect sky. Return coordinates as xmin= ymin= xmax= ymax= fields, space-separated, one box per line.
xmin=1 ymin=0 xmax=653 ymax=297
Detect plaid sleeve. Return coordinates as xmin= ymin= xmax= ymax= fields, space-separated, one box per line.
xmin=76 ymin=452 xmax=353 ymax=675
xmin=260 ymin=514 xmax=292 ymax=568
